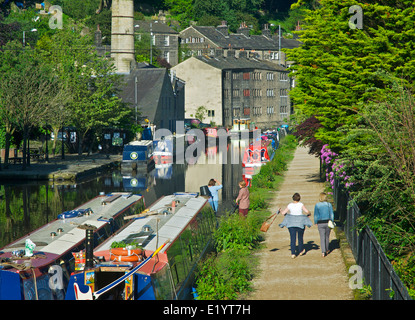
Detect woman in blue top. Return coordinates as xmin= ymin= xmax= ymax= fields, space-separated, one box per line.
xmin=314 ymin=192 xmax=334 ymax=257
xmin=208 ymin=179 xmax=222 ymax=213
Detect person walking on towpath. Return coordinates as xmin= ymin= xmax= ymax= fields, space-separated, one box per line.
xmin=235 ymin=180 xmax=250 ymax=218
xmin=279 ymin=193 xmax=312 ymax=259
xmin=314 ymin=192 xmax=334 ymax=258
xmin=208 ymin=178 xmax=222 ymax=213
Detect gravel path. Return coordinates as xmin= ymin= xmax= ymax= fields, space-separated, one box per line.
xmin=250 ymin=147 xmax=353 ymax=300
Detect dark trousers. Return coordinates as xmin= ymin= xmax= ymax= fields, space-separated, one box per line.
xmin=288 ymin=227 xmax=305 ymax=255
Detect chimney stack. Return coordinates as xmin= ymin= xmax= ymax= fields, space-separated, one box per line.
xmin=237 ymin=22 xmax=250 ymax=37
xmin=111 ymin=0 xmax=135 ymax=74
xmin=216 ymin=20 xmax=229 ymax=36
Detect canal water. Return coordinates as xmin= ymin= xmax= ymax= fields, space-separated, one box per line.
xmin=0 ymin=139 xmax=250 ymax=248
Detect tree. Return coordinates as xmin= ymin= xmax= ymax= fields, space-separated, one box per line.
xmin=338 ymin=81 xmax=415 ymax=260
xmin=194 ymin=106 xmax=208 ymax=123
xmin=0 ymin=43 xmax=66 ymax=169
xmin=286 ymin=0 xmax=415 ymax=153
xmin=42 ymin=24 xmax=131 ymax=156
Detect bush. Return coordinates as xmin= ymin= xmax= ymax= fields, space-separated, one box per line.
xmin=214 ymin=212 xmax=262 ymax=252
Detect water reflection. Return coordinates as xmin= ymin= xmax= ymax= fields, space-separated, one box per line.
xmin=0 ymin=141 xmax=247 ymax=248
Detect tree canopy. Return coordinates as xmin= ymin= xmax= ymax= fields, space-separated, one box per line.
xmin=286 ymin=0 xmax=415 ymax=152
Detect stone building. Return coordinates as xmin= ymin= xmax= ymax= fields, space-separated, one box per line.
xmin=179 ymin=22 xmax=300 ymax=66
xmin=172 ymin=51 xmax=292 ymax=130
xmin=134 ymin=20 xmax=180 ymax=67
xmin=119 ymin=66 xmax=185 ymax=132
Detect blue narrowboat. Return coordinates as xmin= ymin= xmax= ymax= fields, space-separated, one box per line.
xmin=121 ymin=140 xmax=155 ymax=172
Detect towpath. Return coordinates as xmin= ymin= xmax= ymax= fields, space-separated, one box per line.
xmin=250 ymin=146 xmax=353 ymax=300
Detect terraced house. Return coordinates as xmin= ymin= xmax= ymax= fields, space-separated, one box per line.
xmin=172 ymin=51 xmax=292 ymax=129
xmin=179 ymin=21 xmax=300 ymax=66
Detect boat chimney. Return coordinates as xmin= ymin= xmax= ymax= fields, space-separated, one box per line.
xmin=85 ymin=228 xmax=95 ymax=269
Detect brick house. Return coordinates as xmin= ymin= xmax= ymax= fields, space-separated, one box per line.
xmin=172 ymin=51 xmax=292 ymax=130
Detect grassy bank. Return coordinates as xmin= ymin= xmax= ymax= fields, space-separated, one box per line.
xmin=194 ymin=135 xmax=297 ymax=300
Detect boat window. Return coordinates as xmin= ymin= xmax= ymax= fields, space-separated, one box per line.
xmin=152 ymin=264 xmax=174 ymax=300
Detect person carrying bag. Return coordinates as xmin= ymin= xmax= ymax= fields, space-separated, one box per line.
xmin=314 ymin=192 xmax=335 ymax=257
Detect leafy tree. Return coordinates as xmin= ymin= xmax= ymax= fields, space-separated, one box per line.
xmin=286 ymin=0 xmax=415 ymax=153
xmin=337 ymin=81 xmax=415 ymax=260
xmin=41 ymin=23 xmax=131 ymax=156
xmin=0 ymin=43 xmax=66 ymax=169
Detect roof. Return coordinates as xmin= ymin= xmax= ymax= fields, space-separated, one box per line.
xmin=194 ymin=55 xmax=288 ymax=72
xmin=134 ymin=20 xmax=179 ymax=34
xmin=182 ymin=26 xmax=301 ymax=50
xmin=119 ymin=67 xmax=170 ymax=121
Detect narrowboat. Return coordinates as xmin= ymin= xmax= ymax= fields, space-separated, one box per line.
xmin=229 ymin=118 xmax=255 ymax=138
xmin=0 ymin=193 xmax=145 ymax=300
xmin=242 ymin=139 xmax=273 ymax=168
xmin=66 ymin=192 xmax=216 ymax=300
xmin=121 ymin=140 xmax=155 ymax=172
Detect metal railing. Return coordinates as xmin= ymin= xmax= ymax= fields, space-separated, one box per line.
xmin=333 ymin=179 xmax=412 ymax=300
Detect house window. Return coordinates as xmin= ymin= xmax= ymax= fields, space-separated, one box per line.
xmin=243 ymin=72 xmax=250 ymax=80
xmin=280 ymin=88 xmax=288 ymax=110
xmin=266 ymin=72 xmax=274 ymax=81
xmin=244 ymin=107 xmax=250 ymax=115
xmin=243 ymin=89 xmax=250 ymax=97
xmin=267 ymin=106 xmax=275 ymax=115
xmin=164 ymin=36 xmax=169 ymax=46
xmin=270 ymin=52 xmax=279 ymax=60
xmin=208 ymin=110 xmax=215 ymax=117
xmin=253 ymin=107 xmax=262 ymax=116
xmin=232 ymin=89 xmax=240 ymax=97
xmin=280 ymin=72 xmax=288 ymax=81
xmin=233 ymin=72 xmax=240 ymax=80
xmin=266 ymin=89 xmax=274 ymax=97
xmin=164 ymin=51 xmax=170 ymax=63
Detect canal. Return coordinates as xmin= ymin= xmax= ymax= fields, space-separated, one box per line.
xmin=0 ymin=139 xmax=250 ymax=248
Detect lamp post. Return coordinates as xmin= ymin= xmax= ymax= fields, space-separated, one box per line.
xmin=23 ymin=28 xmax=37 ymax=47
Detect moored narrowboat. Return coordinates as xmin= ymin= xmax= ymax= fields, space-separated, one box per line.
xmin=0 ymin=193 xmax=145 ymax=300
xmin=66 ymin=192 xmax=216 ymax=300
xmin=121 ymin=140 xmax=155 ymax=172
xmin=242 ymin=139 xmax=273 ymax=168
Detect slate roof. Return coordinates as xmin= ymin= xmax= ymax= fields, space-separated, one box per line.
xmin=134 ymin=20 xmax=179 ymax=34
xmin=119 ymin=67 xmax=168 ymax=121
xmin=184 ymin=26 xmax=301 ymax=50
xmin=195 ymin=54 xmax=288 ymax=72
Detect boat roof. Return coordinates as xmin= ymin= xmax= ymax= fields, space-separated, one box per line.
xmin=127 ymin=140 xmax=153 ymax=146
xmin=95 ymin=193 xmax=208 ymax=254
xmin=0 ymin=193 xmax=143 ymax=257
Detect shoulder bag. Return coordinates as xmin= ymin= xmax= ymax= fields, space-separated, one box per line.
xmin=260 ymin=211 xmax=278 ymax=232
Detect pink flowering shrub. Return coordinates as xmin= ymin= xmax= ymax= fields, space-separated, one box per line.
xmin=320 ymin=144 xmax=353 ymax=191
